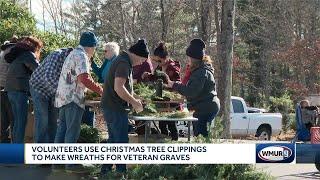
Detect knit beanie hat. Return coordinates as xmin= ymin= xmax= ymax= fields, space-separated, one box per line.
xmin=80 ymin=31 xmax=98 ymax=47
xmin=186 ymin=38 xmax=206 ymax=60
xmin=129 ymin=39 xmax=149 ymax=58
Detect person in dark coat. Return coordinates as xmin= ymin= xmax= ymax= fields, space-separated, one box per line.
xmin=0 ymin=37 xmax=17 ymax=143
xmin=4 ymin=36 xmax=43 ymax=143
xmin=165 ymin=39 xmax=220 ymax=137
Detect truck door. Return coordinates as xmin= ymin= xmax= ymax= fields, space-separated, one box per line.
xmin=231 ymin=99 xmax=250 ymax=136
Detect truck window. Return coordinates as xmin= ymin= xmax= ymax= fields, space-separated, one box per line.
xmin=232 ymin=99 xmax=245 ymax=113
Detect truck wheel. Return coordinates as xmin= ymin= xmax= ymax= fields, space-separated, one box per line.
xmin=257 ymin=127 xmax=271 ymax=140
xmin=316 ymin=164 xmax=320 ymax=172
xmin=315 ymin=152 xmax=320 ymax=171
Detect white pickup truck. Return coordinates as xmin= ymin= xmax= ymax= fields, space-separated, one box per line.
xmin=230 ymin=96 xmax=282 ymax=140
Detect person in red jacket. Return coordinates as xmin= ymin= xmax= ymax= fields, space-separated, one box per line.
xmin=133 ymin=58 xmax=153 ymax=83
xmin=142 ymin=43 xmax=180 ymax=82
xmin=142 ymin=42 xmax=180 ymax=140
xmin=182 ymin=64 xmax=191 ymax=85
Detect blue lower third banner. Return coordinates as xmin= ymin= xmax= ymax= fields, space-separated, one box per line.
xmin=24 ymin=144 xmax=256 ymax=164
xmin=0 ymin=144 xmax=24 ymax=164
xmin=0 ymin=143 xmax=306 ymax=164
xmin=256 ymin=143 xmax=295 ymax=163
xmin=296 ymin=144 xmax=320 ymax=164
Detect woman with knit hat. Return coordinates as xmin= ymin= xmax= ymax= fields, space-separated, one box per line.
xmin=165 ymin=38 xmax=220 ymax=137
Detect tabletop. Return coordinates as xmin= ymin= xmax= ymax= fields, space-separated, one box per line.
xmin=131 ymin=115 xmax=197 ymax=122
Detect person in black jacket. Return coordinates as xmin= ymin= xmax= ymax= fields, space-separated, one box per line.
xmin=0 ymin=37 xmax=17 ymax=143
xmin=4 ymin=36 xmax=43 ymax=143
xmin=165 ymin=39 xmax=220 ymax=137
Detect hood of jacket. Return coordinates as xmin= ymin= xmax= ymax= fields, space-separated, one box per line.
xmin=4 ymin=43 xmax=35 ymax=63
xmin=202 ymin=62 xmax=214 ymax=75
xmin=193 ymin=62 xmax=214 ymax=75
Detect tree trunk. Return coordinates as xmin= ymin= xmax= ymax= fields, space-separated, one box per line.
xmin=42 ymin=0 xmax=46 ymax=31
xmin=131 ymin=0 xmax=137 ymax=41
xmin=54 ymin=20 xmax=58 ymax=34
xmin=160 ymin=0 xmax=167 ymax=41
xmin=119 ymin=0 xmax=127 ymax=49
xmin=59 ymin=0 xmax=66 ymax=35
xmin=220 ymin=0 xmax=235 ymax=139
xmin=200 ymin=0 xmax=210 ymax=44
xmin=306 ymin=0 xmax=319 ymax=93
xmin=214 ymin=0 xmax=225 ymax=116
xmin=29 ymin=0 xmax=31 ymax=13
xmin=294 ymin=0 xmax=302 ymax=40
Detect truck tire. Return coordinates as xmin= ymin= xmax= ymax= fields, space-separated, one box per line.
xmin=315 ymin=152 xmax=320 ymax=171
xmin=316 ymin=163 xmax=320 ymax=172
xmin=257 ymin=127 xmax=271 ymax=140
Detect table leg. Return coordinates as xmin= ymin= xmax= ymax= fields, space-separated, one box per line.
xmin=144 ymin=122 xmax=147 ymax=142
xmin=145 ymin=121 xmax=151 ymax=142
xmin=188 ymin=121 xmax=191 ymax=142
xmin=152 ymin=121 xmax=161 ymax=134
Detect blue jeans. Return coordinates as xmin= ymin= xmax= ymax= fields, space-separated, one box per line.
xmin=193 ymin=111 xmax=218 ymax=137
xmin=101 ymin=108 xmax=128 ymax=174
xmin=30 ymin=88 xmax=58 ymax=143
xmin=7 ymin=91 xmax=29 ymax=143
xmin=1 ymin=90 xmax=14 ymax=143
xmin=54 ymin=102 xmax=84 ymax=143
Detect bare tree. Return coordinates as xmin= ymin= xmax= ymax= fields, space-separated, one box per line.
xmin=119 ymin=0 xmax=128 ymax=49
xmin=160 ymin=0 xmax=184 ymax=42
xmin=42 ymin=0 xmax=46 ymax=31
xmin=41 ymin=0 xmax=66 ymax=34
xmin=63 ymin=0 xmax=87 ymax=38
xmin=11 ymin=0 xmax=28 ymax=7
xmin=219 ymin=0 xmax=236 ymax=138
xmin=199 ymin=0 xmax=212 ymax=44
xmin=160 ymin=0 xmax=167 ymax=41
xmin=214 ymin=0 xmax=225 ymax=116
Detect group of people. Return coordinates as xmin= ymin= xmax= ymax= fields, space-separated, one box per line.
xmin=0 ymin=31 xmax=220 ymax=175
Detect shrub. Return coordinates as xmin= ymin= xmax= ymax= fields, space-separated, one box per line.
xmin=0 ymin=0 xmax=36 ymax=43
xmin=124 ymin=132 xmax=272 ymax=180
xmin=269 ymin=93 xmax=294 ymax=132
xmin=210 ymin=116 xmax=224 ymax=140
xmin=288 ymin=113 xmax=296 ymax=131
xmin=35 ymin=31 xmax=77 ymax=60
xmin=127 ymin=164 xmax=271 ymax=180
xmin=78 ymin=124 xmax=101 ymax=143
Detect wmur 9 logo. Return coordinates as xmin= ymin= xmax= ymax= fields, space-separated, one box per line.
xmin=256 ymin=144 xmax=295 ymax=163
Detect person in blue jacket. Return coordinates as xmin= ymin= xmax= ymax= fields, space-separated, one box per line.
xmin=91 ymin=42 xmax=120 ymax=83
